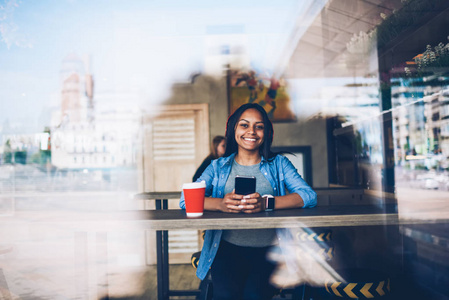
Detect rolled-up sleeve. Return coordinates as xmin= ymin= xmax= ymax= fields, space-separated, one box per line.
xmin=281 ymin=156 xmax=317 ymax=208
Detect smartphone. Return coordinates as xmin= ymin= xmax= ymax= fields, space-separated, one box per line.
xmin=234 ymin=176 xmax=256 ymax=195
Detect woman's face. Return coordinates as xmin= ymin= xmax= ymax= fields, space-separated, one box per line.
xmin=216 ymin=139 xmax=226 ymax=157
xmin=234 ymin=108 xmax=264 ymax=154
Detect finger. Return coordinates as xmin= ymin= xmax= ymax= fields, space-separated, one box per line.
xmin=230 ymin=194 xmax=243 ymax=200
xmin=241 ymin=198 xmax=258 ymax=204
xmin=245 ymin=192 xmax=260 ymax=198
xmin=241 ymin=195 xmax=252 ymax=203
xmin=241 ymin=204 xmax=255 ymax=210
xmin=228 ymin=204 xmax=243 ymax=211
xmin=225 ymin=199 xmax=242 ymax=206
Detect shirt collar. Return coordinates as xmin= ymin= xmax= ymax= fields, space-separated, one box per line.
xmin=220 ymin=152 xmax=268 ymax=167
xmin=220 ymin=153 xmax=236 ymax=167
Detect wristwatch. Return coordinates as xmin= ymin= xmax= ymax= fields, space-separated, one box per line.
xmin=263 ymin=194 xmax=275 ymax=211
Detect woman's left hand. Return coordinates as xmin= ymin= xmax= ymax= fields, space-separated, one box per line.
xmin=238 ymin=192 xmax=265 ymax=213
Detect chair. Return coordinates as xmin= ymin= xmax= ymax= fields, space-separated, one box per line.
xmin=191 ymin=251 xmax=213 ymax=300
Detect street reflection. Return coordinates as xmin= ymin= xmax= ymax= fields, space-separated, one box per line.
xmin=268 ymin=227 xmax=342 ymax=289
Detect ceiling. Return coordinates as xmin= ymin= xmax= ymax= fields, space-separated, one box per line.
xmin=281 ymin=0 xmax=406 ymax=78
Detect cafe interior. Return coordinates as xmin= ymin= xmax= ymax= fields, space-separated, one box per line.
xmin=1 ymin=0 xmax=449 ymax=299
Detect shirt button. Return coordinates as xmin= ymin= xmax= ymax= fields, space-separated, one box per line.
xmin=274 ymin=188 xmax=276 ymax=190
xmin=214 ymin=243 xmax=217 ymax=247
xmin=208 ymin=259 xmax=211 ymax=262
xmin=264 ymin=172 xmax=267 ymax=175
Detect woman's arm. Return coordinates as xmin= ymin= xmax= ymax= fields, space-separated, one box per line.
xmin=204 ymin=197 xmax=224 ymax=211
xmin=270 ymin=193 xmax=304 ymax=210
xmin=235 ymin=192 xmax=304 ymax=213
xmin=279 ymin=156 xmax=317 ymax=208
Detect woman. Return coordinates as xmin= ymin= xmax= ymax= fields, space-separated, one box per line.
xmin=180 ymin=103 xmax=317 ymax=300
xmin=192 ymin=135 xmax=226 ymax=182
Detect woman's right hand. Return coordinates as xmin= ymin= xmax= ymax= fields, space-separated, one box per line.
xmin=219 ymin=191 xmax=244 ymax=213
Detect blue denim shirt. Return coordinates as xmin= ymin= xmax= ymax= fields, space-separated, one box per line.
xmin=179 ymin=152 xmax=317 ymax=280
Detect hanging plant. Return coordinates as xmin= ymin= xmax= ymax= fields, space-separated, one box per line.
xmin=404 ymin=42 xmax=449 ymax=79
xmin=415 ymin=42 xmax=449 ymax=70
xmin=346 ymin=30 xmax=377 ymax=54
xmin=376 ymin=0 xmax=447 ymax=49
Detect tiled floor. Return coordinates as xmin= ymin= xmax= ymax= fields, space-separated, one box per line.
xmin=2 ymin=258 xmax=200 ymax=300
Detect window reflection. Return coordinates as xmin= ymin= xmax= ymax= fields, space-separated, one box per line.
xmin=392 ymin=42 xmax=449 ymax=193
xmin=1 ymin=0 xmax=449 ymax=299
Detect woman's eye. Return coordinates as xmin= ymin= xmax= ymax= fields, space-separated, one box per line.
xmin=256 ymin=126 xmax=264 ymax=130
xmin=240 ymin=123 xmax=248 ymax=128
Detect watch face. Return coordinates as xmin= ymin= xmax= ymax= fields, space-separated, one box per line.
xmin=266 ymin=197 xmax=275 ymax=210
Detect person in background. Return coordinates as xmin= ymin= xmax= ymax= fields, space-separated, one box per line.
xmin=180 ymin=103 xmax=317 ymax=300
xmin=192 ymin=135 xmax=226 ymax=182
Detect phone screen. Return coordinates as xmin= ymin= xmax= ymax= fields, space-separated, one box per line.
xmin=234 ymin=176 xmax=256 ymax=195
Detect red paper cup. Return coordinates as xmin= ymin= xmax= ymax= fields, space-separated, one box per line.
xmin=182 ymin=181 xmax=206 ymax=217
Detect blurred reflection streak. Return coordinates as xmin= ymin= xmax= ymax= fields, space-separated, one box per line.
xmin=0 ymin=207 xmax=145 ymax=299
xmin=397 ymin=187 xmax=449 ymax=221
xmin=268 ymin=225 xmax=343 ymax=289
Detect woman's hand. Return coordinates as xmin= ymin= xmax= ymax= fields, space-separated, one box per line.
xmin=218 ymin=191 xmax=244 ymax=213
xmin=239 ymin=192 xmax=265 ymax=214
xmin=215 ymin=191 xmax=265 ymax=213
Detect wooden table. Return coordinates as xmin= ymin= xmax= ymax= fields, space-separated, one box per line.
xmin=134 ymin=190 xmax=449 ymax=300
xmin=135 ymin=203 xmax=400 ymax=230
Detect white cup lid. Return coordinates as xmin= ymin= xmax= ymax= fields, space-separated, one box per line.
xmin=183 ymin=181 xmax=206 ymax=189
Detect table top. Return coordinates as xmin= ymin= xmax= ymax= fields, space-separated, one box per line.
xmin=132 ymin=204 xmax=400 ymax=230
xmin=4 ymin=204 xmax=447 ymax=232
xmin=134 ymin=187 xmax=365 ymax=200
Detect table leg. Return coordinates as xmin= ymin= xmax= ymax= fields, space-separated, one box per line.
xmin=162 ymin=200 xmax=169 ymax=298
xmin=156 ymin=199 xmax=170 ymax=300
xmin=163 ymin=230 xmax=169 ymax=297
xmin=156 ymin=230 xmax=166 ymax=300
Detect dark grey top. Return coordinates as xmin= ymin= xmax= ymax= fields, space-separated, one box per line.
xmin=221 ymin=160 xmax=276 ymax=247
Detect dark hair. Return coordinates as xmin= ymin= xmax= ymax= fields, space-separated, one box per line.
xmin=224 ymin=103 xmax=275 ymax=160
xmin=210 ymin=135 xmax=226 ymax=159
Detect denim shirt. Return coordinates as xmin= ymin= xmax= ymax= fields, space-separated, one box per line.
xmin=179 ymin=152 xmax=317 ymax=280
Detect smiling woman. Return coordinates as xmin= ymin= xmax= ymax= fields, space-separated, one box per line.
xmin=179 ymin=103 xmax=317 ymax=299
xmin=234 ymin=108 xmax=265 ymax=155
xmin=224 ymin=103 xmax=274 ymax=161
